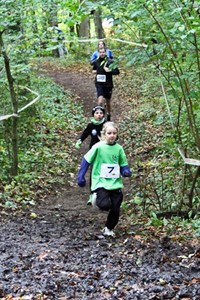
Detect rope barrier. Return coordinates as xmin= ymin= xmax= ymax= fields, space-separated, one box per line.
xmin=160 ymin=81 xmax=175 ymax=130
xmin=18 ymin=86 xmax=40 ymax=113
xmin=0 ymin=86 xmax=40 ymax=121
xmin=0 ymin=114 xmax=17 ymax=121
xmin=178 ymin=148 xmax=200 ymax=166
xmin=61 ymin=37 xmax=147 ymax=48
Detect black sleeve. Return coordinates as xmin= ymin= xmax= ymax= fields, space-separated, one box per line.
xmin=79 ymin=124 xmax=92 ymax=142
xmin=111 ymin=68 xmax=120 ymax=75
xmin=92 ymin=60 xmax=98 ymax=70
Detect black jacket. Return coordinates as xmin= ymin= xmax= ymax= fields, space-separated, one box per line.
xmin=79 ymin=118 xmax=106 ymax=149
xmin=92 ymin=57 xmax=119 ymax=88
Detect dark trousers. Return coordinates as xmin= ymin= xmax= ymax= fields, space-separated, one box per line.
xmin=95 ymin=188 xmax=123 ymax=230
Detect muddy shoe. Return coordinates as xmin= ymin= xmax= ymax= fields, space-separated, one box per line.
xmin=101 ymin=226 xmax=115 ymax=237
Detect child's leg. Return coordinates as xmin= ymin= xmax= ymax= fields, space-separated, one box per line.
xmin=105 ymin=98 xmax=111 ymax=115
xmin=97 ymin=95 xmax=105 ymax=107
xmin=96 ymin=188 xmax=111 ymax=211
xmin=87 ymin=167 xmax=93 ymax=205
xmin=105 ymin=189 xmax=123 ymax=230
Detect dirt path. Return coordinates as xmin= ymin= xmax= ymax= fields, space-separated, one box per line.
xmin=0 ymin=65 xmax=199 ymax=300
xmin=38 ymin=66 xmax=126 ymax=220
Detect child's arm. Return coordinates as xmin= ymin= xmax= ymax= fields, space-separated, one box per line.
xmin=111 ymin=67 xmax=120 ymax=75
xmin=108 ymin=49 xmax=113 ymax=59
xmin=77 ymin=158 xmax=90 ymax=187
xmin=90 ymin=51 xmax=98 ymax=64
xmin=103 ymin=59 xmax=119 ymax=75
xmin=119 ymin=147 xmax=131 ymax=177
xmin=75 ymin=124 xmax=91 ymax=149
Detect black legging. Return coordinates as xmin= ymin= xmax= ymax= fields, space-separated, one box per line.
xmin=95 ymin=188 xmax=123 ymax=230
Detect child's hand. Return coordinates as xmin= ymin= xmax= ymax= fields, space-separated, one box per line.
xmin=78 ymin=177 xmax=86 ymax=187
xmin=104 ymin=66 xmax=111 ymax=72
xmin=75 ymin=139 xmax=82 ymax=149
xmin=120 ymin=166 xmax=132 ymax=177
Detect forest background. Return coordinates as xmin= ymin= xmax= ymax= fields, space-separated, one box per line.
xmin=0 ymin=0 xmax=200 ymax=236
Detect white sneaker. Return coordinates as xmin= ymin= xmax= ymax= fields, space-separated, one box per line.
xmin=101 ymin=227 xmax=115 ymax=237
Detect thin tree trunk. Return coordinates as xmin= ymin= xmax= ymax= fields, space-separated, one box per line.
xmin=0 ymin=32 xmax=18 ymax=176
xmin=94 ymin=9 xmax=105 ymax=39
xmin=188 ymin=166 xmax=200 ymax=208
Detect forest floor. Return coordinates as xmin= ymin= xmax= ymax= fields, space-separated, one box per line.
xmin=0 ymin=61 xmax=200 ymax=300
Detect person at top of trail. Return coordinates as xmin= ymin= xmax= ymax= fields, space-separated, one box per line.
xmin=77 ymin=121 xmax=132 ymax=237
xmin=90 ymin=40 xmax=113 ymax=64
xmin=75 ymin=105 xmax=106 ymax=205
xmin=75 ymin=105 xmax=106 ymax=150
xmin=91 ymin=48 xmax=119 ymax=122
xmin=53 ymin=26 xmax=68 ymax=57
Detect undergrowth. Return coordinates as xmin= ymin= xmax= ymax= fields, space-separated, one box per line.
xmin=116 ymin=66 xmax=199 ymax=209
xmin=0 ymin=70 xmax=86 ymax=210
xmin=115 ymin=66 xmax=200 ymax=238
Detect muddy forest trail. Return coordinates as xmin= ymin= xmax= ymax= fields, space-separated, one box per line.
xmin=0 ymin=63 xmax=199 ymax=300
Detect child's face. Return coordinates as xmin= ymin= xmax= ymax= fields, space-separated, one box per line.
xmin=98 ymin=41 xmax=104 ymax=49
xmin=94 ymin=109 xmax=104 ymax=121
xmin=105 ymin=126 xmax=118 ymax=144
xmin=99 ymin=48 xmax=106 ymax=58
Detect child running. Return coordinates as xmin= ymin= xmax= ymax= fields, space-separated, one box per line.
xmin=75 ymin=105 xmax=106 ymax=150
xmin=77 ymin=122 xmax=132 ymax=237
xmin=75 ymin=105 xmax=106 ymax=204
xmin=91 ymin=48 xmax=119 ymax=121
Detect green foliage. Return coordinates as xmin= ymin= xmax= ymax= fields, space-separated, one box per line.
xmin=0 ymin=0 xmax=96 ymax=62
xmin=147 ymin=212 xmax=167 ymax=227
xmin=100 ymin=0 xmax=200 ymax=157
xmin=191 ymin=215 xmax=200 ymax=237
xmin=0 ymin=71 xmax=86 ymax=208
xmin=166 ymin=215 xmax=200 ymax=238
xmin=118 ymin=64 xmax=200 ymax=216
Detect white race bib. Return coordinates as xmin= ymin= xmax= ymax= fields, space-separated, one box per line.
xmin=97 ymin=74 xmax=106 ymax=82
xmin=100 ymin=164 xmax=120 ymax=178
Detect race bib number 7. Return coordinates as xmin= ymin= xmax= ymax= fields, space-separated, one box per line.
xmin=100 ymin=164 xmax=120 ymax=178
xmin=97 ymin=74 xmax=106 ymax=82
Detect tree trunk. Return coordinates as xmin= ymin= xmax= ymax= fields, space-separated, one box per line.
xmin=78 ymin=17 xmax=90 ymax=55
xmin=78 ymin=17 xmax=90 ymax=38
xmin=0 ymin=32 xmax=18 ymax=176
xmin=94 ymin=9 xmax=105 ymax=39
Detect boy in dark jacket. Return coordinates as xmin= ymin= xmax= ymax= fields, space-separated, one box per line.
xmin=75 ymin=105 xmax=106 ymax=150
xmin=75 ymin=105 xmax=106 ymax=205
xmin=92 ymin=48 xmax=119 ymax=121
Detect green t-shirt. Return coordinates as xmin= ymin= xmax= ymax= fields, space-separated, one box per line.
xmin=84 ymin=141 xmax=128 ymax=191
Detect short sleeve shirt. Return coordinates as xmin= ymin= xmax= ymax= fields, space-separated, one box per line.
xmin=84 ymin=141 xmax=128 ymax=191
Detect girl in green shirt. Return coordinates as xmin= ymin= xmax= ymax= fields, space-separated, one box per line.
xmin=77 ymin=122 xmax=132 ymax=237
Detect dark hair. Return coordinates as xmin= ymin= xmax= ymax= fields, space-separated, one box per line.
xmin=92 ymin=105 xmax=105 ymax=116
xmin=98 ymin=40 xmax=106 ymax=47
